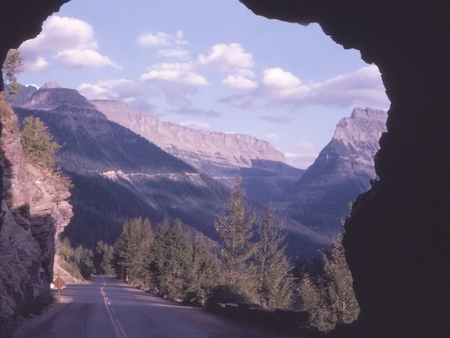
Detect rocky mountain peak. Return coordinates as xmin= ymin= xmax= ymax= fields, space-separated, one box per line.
xmin=23 ymin=87 xmax=97 ymax=111
xmin=41 ymin=81 xmax=62 ymax=89
xmin=284 ymin=107 xmax=387 ymax=238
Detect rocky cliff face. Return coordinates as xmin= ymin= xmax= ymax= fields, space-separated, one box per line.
xmin=0 ymin=101 xmax=72 ymax=329
xmin=92 ymin=100 xmax=285 ymax=173
xmin=284 ymin=108 xmax=386 ymax=237
xmin=92 ymin=100 xmax=304 ymax=202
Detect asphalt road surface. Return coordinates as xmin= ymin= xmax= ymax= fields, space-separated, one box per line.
xmin=13 ymin=276 xmax=307 ymax=338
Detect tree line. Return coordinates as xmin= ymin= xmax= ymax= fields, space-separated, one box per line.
xmin=59 ymin=179 xmax=359 ymax=332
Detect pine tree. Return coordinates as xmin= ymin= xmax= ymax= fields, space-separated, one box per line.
xmin=20 ymin=116 xmax=61 ymax=168
xmin=114 ymin=218 xmax=153 ymax=284
xmin=322 ymin=235 xmax=360 ymax=324
xmin=2 ymin=49 xmax=23 ymax=101
xmin=150 ymin=219 xmax=193 ymax=300
xmin=214 ymin=177 xmax=256 ymax=299
xmin=296 ymin=235 xmax=360 ymax=332
xmin=186 ymin=234 xmax=221 ymax=306
xmin=254 ymin=206 xmax=293 ymax=308
xmin=94 ymin=241 xmax=115 ymax=275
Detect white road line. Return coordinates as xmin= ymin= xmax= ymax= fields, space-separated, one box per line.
xmin=100 ymin=286 xmax=129 ymax=338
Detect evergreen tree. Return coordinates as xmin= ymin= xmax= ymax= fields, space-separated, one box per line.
xmin=322 ymin=235 xmax=360 ymax=324
xmin=150 ymin=219 xmax=193 ymax=300
xmin=93 ymin=241 xmax=114 ymax=275
xmin=186 ymin=234 xmax=221 ymax=306
xmin=296 ymin=235 xmax=360 ymax=332
xmin=254 ymin=206 xmax=293 ymax=308
xmin=2 ymin=49 xmax=23 ymax=101
xmin=20 ymin=116 xmax=61 ymax=168
xmin=114 ymin=218 xmax=153 ymax=284
xmin=214 ymin=177 xmax=256 ymax=299
xmin=58 ymin=238 xmax=93 ymax=280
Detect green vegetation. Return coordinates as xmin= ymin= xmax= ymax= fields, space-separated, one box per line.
xmin=93 ymin=241 xmax=115 ymax=275
xmin=2 ymin=49 xmax=24 ymax=102
xmin=295 ymin=235 xmax=360 ymax=332
xmin=214 ymin=178 xmax=256 ymax=300
xmin=59 ymin=238 xmax=94 ymax=280
xmin=254 ymin=206 xmax=293 ymax=309
xmin=59 ymin=176 xmax=358 ymax=331
xmin=20 ymin=116 xmax=61 ymax=168
xmin=114 ymin=217 xmax=153 ymax=286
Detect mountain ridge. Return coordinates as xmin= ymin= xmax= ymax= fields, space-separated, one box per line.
xmin=282 ymin=107 xmax=387 ymax=238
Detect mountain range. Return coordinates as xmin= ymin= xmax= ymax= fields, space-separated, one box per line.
xmin=13 ymin=84 xmax=326 ymax=254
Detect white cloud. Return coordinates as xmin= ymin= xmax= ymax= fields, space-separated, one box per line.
xmin=25 ymin=56 xmax=49 ymax=72
xmin=262 ymin=133 xmax=279 ymax=141
xmin=156 ymin=49 xmax=190 ymax=60
xmin=78 ymin=79 xmax=153 ymax=111
xmin=198 ymin=43 xmax=253 ymax=72
xmin=285 ymin=153 xmax=318 ymax=169
xmin=297 ymin=142 xmax=314 ymax=150
xmin=137 ymin=30 xmax=188 ymax=47
xmin=179 ymin=121 xmax=210 ymax=130
xmin=140 ymin=62 xmax=208 ymax=86
xmin=219 ymin=65 xmax=389 ymax=109
xmin=55 ymin=50 xmax=119 ymax=69
xmin=222 ymin=73 xmax=258 ymax=90
xmin=19 ymin=15 xmax=118 ymax=71
xmin=263 ymin=68 xmax=302 ymax=88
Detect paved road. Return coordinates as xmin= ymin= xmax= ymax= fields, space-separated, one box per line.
xmin=13 ymin=276 xmax=306 ymax=338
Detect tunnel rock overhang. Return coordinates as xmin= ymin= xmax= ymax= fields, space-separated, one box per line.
xmin=1 ymin=0 xmax=450 ymax=336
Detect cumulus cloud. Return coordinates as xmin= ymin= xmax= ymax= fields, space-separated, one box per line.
xmin=285 ymin=153 xmax=318 ymax=169
xmin=140 ymin=62 xmax=208 ymax=106
xmin=55 ymin=50 xmax=119 ymax=69
xmin=222 ymin=70 xmax=258 ymax=90
xmin=263 ymin=68 xmax=302 ymax=89
xmin=25 ymin=56 xmax=49 ymax=73
xmin=220 ymin=65 xmax=389 ymax=109
xmin=137 ymin=30 xmax=188 ymax=47
xmin=198 ymin=43 xmax=253 ymax=72
xmin=78 ymin=79 xmax=153 ymax=111
xmin=140 ymin=62 xmax=208 ymax=86
xmin=166 ymin=108 xmax=220 ymax=118
xmin=262 ymin=133 xmax=279 ymax=141
xmin=19 ymin=15 xmax=118 ymax=71
xmin=259 ymin=116 xmax=297 ymax=125
xmin=179 ymin=121 xmax=211 ymax=130
xmin=297 ymin=142 xmax=314 ymax=150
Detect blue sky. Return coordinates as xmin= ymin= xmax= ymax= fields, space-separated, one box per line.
xmin=16 ymin=0 xmax=390 ymax=168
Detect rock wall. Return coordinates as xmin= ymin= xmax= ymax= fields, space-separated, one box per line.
xmin=240 ymin=1 xmax=450 ymax=336
xmin=0 ymin=101 xmax=72 ymax=327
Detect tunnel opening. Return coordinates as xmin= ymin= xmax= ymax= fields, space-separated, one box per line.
xmin=2 ymin=1 xmax=450 ymax=337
